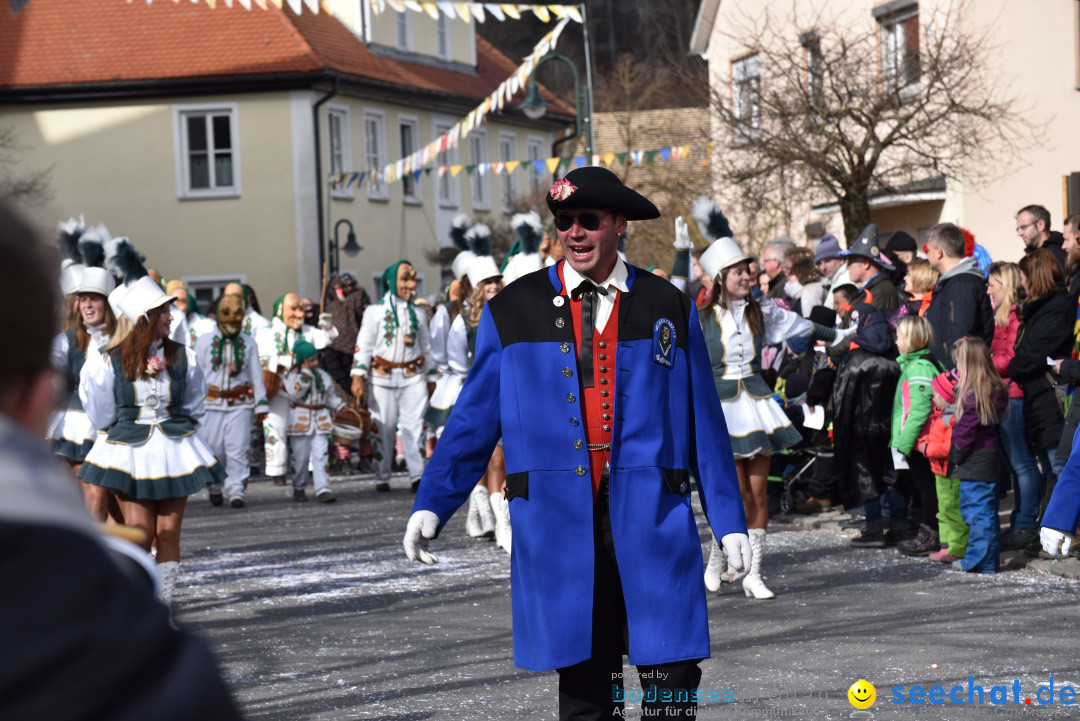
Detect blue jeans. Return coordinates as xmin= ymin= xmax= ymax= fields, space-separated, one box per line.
xmin=864 ymin=491 xmax=906 ymax=526
xmin=958 ymin=481 xmax=1001 ymax=573
xmin=998 ymin=398 xmax=1044 ymax=529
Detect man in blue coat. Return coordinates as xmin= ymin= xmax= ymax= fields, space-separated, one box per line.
xmin=404 ymin=167 xmax=750 ymax=720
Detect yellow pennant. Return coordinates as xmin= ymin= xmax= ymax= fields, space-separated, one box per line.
xmin=269 ymin=0 xmax=282 ymax=8
xmin=531 ymin=5 xmax=549 ymax=22
xmin=505 ymin=160 xmax=520 ymax=174
xmin=450 ymin=165 xmax=463 ymax=178
xmin=546 ymin=157 xmax=561 ymax=174
xmin=403 ymin=1 xmax=424 ymax=10
xmin=204 ymin=0 xmax=216 ymax=8
xmin=455 ymin=2 xmax=471 ymax=21
xmin=603 ymin=152 xmax=615 ymax=167
xmin=500 ymin=3 xmax=520 ymax=19
xmin=421 ymin=2 xmax=440 ymax=19
xmin=564 ymin=5 xmax=581 ymax=22
xmin=549 ymin=5 xmax=566 ymax=19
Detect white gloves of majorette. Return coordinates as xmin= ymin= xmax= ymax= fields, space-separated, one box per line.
xmin=828 ymin=325 xmax=858 ymax=349
xmin=720 ymin=532 xmax=752 ymax=581
xmin=673 ymin=216 xmax=693 ymax=250
xmin=404 ymin=510 xmax=440 ymax=565
xmin=1040 ymin=527 xmax=1073 ymax=559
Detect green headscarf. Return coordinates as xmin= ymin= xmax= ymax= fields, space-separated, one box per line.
xmin=380 ymin=260 xmax=412 ymax=299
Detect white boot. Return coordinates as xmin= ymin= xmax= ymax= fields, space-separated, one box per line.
xmin=465 ymin=485 xmax=484 ymax=537
xmin=477 ymin=487 xmax=497 ymax=538
xmin=703 ymin=535 xmax=727 ymax=592
xmin=158 ymin=560 xmax=180 ymax=624
xmin=742 ymin=528 xmax=774 ymax=599
xmin=491 ymin=492 xmax=512 ymax=555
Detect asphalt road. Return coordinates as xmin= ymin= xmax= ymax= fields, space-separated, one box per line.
xmin=175 ymin=473 xmax=1080 ymax=721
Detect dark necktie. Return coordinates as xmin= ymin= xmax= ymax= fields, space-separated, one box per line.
xmin=571 ymin=280 xmax=609 ymax=389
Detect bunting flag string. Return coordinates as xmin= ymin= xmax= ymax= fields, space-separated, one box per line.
xmin=329 ymin=144 xmax=701 ymax=189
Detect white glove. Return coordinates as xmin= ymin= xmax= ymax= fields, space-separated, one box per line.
xmin=720 ymin=532 xmax=752 ymax=580
xmin=674 ymin=216 xmax=692 ymax=250
xmin=1040 ymin=527 xmax=1073 ymax=559
xmin=277 ymin=354 xmax=293 ymax=371
xmin=318 ymin=312 xmax=333 ymax=331
xmin=404 ymin=510 xmax=440 ymax=565
xmin=828 ymin=325 xmax=857 ymax=349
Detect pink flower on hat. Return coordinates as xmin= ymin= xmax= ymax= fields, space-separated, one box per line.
xmin=549 ymin=178 xmax=577 ymax=201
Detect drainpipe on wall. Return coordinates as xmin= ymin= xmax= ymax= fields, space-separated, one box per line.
xmin=313 ymin=75 xmax=340 ymax=284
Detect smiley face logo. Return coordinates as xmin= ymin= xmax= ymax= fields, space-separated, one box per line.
xmin=848 ymin=679 xmax=876 ymax=709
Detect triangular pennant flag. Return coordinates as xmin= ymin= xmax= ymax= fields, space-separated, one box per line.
xmin=403 ymin=0 xmax=423 ymax=10
xmin=602 ymin=153 xmax=615 ymax=167
xmin=424 ymin=168 xmax=433 ymax=175
xmin=478 ymin=163 xmax=488 ymax=176
xmin=237 ymin=0 xmax=251 ymax=8
xmin=206 ymin=0 xmax=218 ymax=8
xmin=531 ymin=5 xmax=549 ymax=22
xmin=386 ymin=0 xmax=404 ymax=9
xmin=659 ymin=147 xmax=671 ymax=162
xmin=455 ymin=2 xmax=470 ymax=21
xmin=560 ymin=157 xmax=573 ymax=170
xmin=644 ymin=150 xmax=658 ymax=164
xmin=302 ymin=0 xmax=318 ymax=12
xmin=564 ymin=5 xmax=582 ymax=22
xmin=438 ymin=166 xmax=448 ymax=177
xmin=435 ymin=2 xmax=453 ymax=17
xmin=412 ymin=169 xmax=423 ymax=182
xmin=615 ymin=152 xmax=627 ymax=165
xmin=549 ymin=5 xmax=566 ymax=19
xmin=465 ymin=165 xmax=477 ymax=175
xmin=284 ymin=0 xmax=301 ymax=13
xmin=573 ymin=156 xmax=586 ymax=168
xmin=423 ymin=2 xmax=441 ymax=19
xmin=545 ymin=157 xmax=561 ymax=174
xmin=485 ymin=3 xmax=504 ymax=21
xmin=630 ymin=150 xmax=644 ymax=166
xmin=682 ymin=145 xmax=691 ymax=158
xmin=505 ymin=160 xmax=520 ymax=174
xmin=591 ymin=154 xmax=602 ymax=166
xmin=254 ymin=0 xmax=268 ymax=9
xmin=472 ymin=2 xmax=484 ymax=22
xmin=534 ymin=159 xmax=547 ymax=175
xmin=500 ymin=3 xmax=519 ymax=20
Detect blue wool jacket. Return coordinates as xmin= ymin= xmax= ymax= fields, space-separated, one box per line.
xmin=413 ymin=262 xmax=746 ymax=672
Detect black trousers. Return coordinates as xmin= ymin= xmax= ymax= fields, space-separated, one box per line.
xmin=907 ymin=451 xmax=938 ymax=528
xmin=323 ymin=348 xmax=354 ymax=402
xmin=556 ymin=486 xmax=702 ymax=720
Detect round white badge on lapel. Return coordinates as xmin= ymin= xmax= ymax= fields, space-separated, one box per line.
xmin=553 ymin=296 xmax=565 ymax=307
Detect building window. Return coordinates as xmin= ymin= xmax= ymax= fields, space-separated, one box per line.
xmin=396 ymin=10 xmax=412 ymax=51
xmin=469 ymin=130 xmax=489 ymax=211
xmin=328 ymin=106 xmax=352 ymax=199
xmin=182 ymin=274 xmax=244 ymax=315
xmin=732 ymin=54 xmax=760 ymax=139
xmin=364 ymin=110 xmax=388 ymax=201
xmin=436 ymin=14 xmax=450 ymax=59
xmin=174 ymin=103 xmax=241 ymax=199
xmin=400 ymin=117 xmax=420 ymax=203
xmin=877 ymin=3 xmax=920 ymax=94
xmin=800 ymin=30 xmax=823 ymax=107
xmin=498 ymin=133 xmax=517 ymax=212
xmin=435 ymin=122 xmax=459 ymax=209
xmin=527 ymin=136 xmax=545 ymax=195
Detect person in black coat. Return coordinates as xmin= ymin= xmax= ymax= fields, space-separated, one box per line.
xmin=1007 ymin=249 xmax=1075 ymax=478
xmin=831 ymin=303 xmax=904 ymax=546
xmin=923 ymin=223 xmax=995 ymax=370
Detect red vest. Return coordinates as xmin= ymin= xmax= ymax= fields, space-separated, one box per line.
xmin=558 ymin=264 xmax=619 ymax=501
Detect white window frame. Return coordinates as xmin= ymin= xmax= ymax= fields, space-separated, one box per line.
xmin=399 ymin=115 xmax=422 ymax=205
xmin=878 ymin=5 xmax=920 ymax=97
xmin=527 ymin=135 xmax=546 ymax=195
xmin=328 ymin=104 xmax=353 ymax=200
xmin=364 ymin=109 xmax=389 ymax=202
xmin=172 ymin=102 xmax=241 ymax=200
xmin=469 ymin=129 xmax=490 ymax=212
xmin=181 ymin=273 xmax=246 ymax=315
xmin=435 ymin=14 xmax=451 ymax=60
xmin=732 ymin=54 xmax=760 ymax=140
xmin=498 ymin=131 xmax=517 ymax=212
xmin=396 ymin=9 xmax=412 ymax=51
xmin=435 ymin=120 xmax=459 ymax=209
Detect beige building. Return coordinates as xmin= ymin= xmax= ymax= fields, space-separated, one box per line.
xmin=0 ymin=0 xmax=573 ymax=308
xmin=690 ymin=0 xmax=1080 ymax=263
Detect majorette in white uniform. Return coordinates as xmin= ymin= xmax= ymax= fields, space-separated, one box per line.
xmin=500 ymin=211 xmax=545 ymax=286
xmin=255 ymin=293 xmax=337 ymax=480
xmin=280 ymin=340 xmax=346 ymax=502
xmin=351 ymin=261 xmax=435 ymax=491
xmin=195 ymin=293 xmax=268 ymax=508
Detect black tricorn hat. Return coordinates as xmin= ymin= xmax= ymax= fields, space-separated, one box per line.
xmin=546 ymin=166 xmax=660 ymax=221
xmin=841 ymin=223 xmax=894 ymax=271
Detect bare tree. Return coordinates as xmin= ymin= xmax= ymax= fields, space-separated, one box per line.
xmin=0 ymin=125 xmax=51 ymax=207
xmin=708 ymin=1 xmax=1043 ymax=245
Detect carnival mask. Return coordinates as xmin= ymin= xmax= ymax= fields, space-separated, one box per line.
xmin=218 ymin=294 xmax=244 ymax=337
xmin=396 ymin=263 xmax=417 ymax=302
xmin=282 ymin=292 xmax=305 ymax=331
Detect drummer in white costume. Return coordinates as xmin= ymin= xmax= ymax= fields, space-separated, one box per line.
xmin=49 ymin=223 xmax=118 ymax=521
xmin=195 ymin=293 xmax=268 ymax=508
xmin=256 ymin=292 xmax=337 ymax=486
xmin=691 ymin=197 xmax=853 ymax=599
xmin=79 ymin=238 xmax=226 ymax=620
xmin=351 ymin=260 xmax=435 ymax=493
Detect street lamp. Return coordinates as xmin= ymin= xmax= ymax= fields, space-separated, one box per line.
xmin=518 ymin=53 xmax=594 ymax=159
xmin=329 ymin=218 xmax=362 ymax=277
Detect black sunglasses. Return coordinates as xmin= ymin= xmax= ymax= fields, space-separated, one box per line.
xmin=554 ymin=211 xmax=612 ymax=232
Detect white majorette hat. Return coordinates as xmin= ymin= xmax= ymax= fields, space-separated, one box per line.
xmin=57 ymin=216 xmax=86 ymax=296
xmin=502 ymin=211 xmax=545 ymax=284
xmin=449 ymin=214 xmax=476 ymax=280
xmin=465 ymin=224 xmax=501 ymax=286
xmin=75 ymin=223 xmax=116 ymax=297
xmin=104 ymin=237 xmax=174 ymax=324
xmin=693 ymin=196 xmax=748 ymax=280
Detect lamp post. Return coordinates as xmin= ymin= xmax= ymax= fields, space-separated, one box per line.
xmin=328 ymin=218 xmax=362 ymax=277
xmin=518 ymin=53 xmax=594 ymax=160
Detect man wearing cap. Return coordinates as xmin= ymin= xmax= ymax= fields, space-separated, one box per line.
xmin=402 ymin=166 xmax=749 ymax=720
xmin=814 ymin=234 xmax=851 ymax=312
xmin=884 ymin=231 xmax=918 ymax=266
xmin=843 ymin=224 xmax=901 ymax=311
